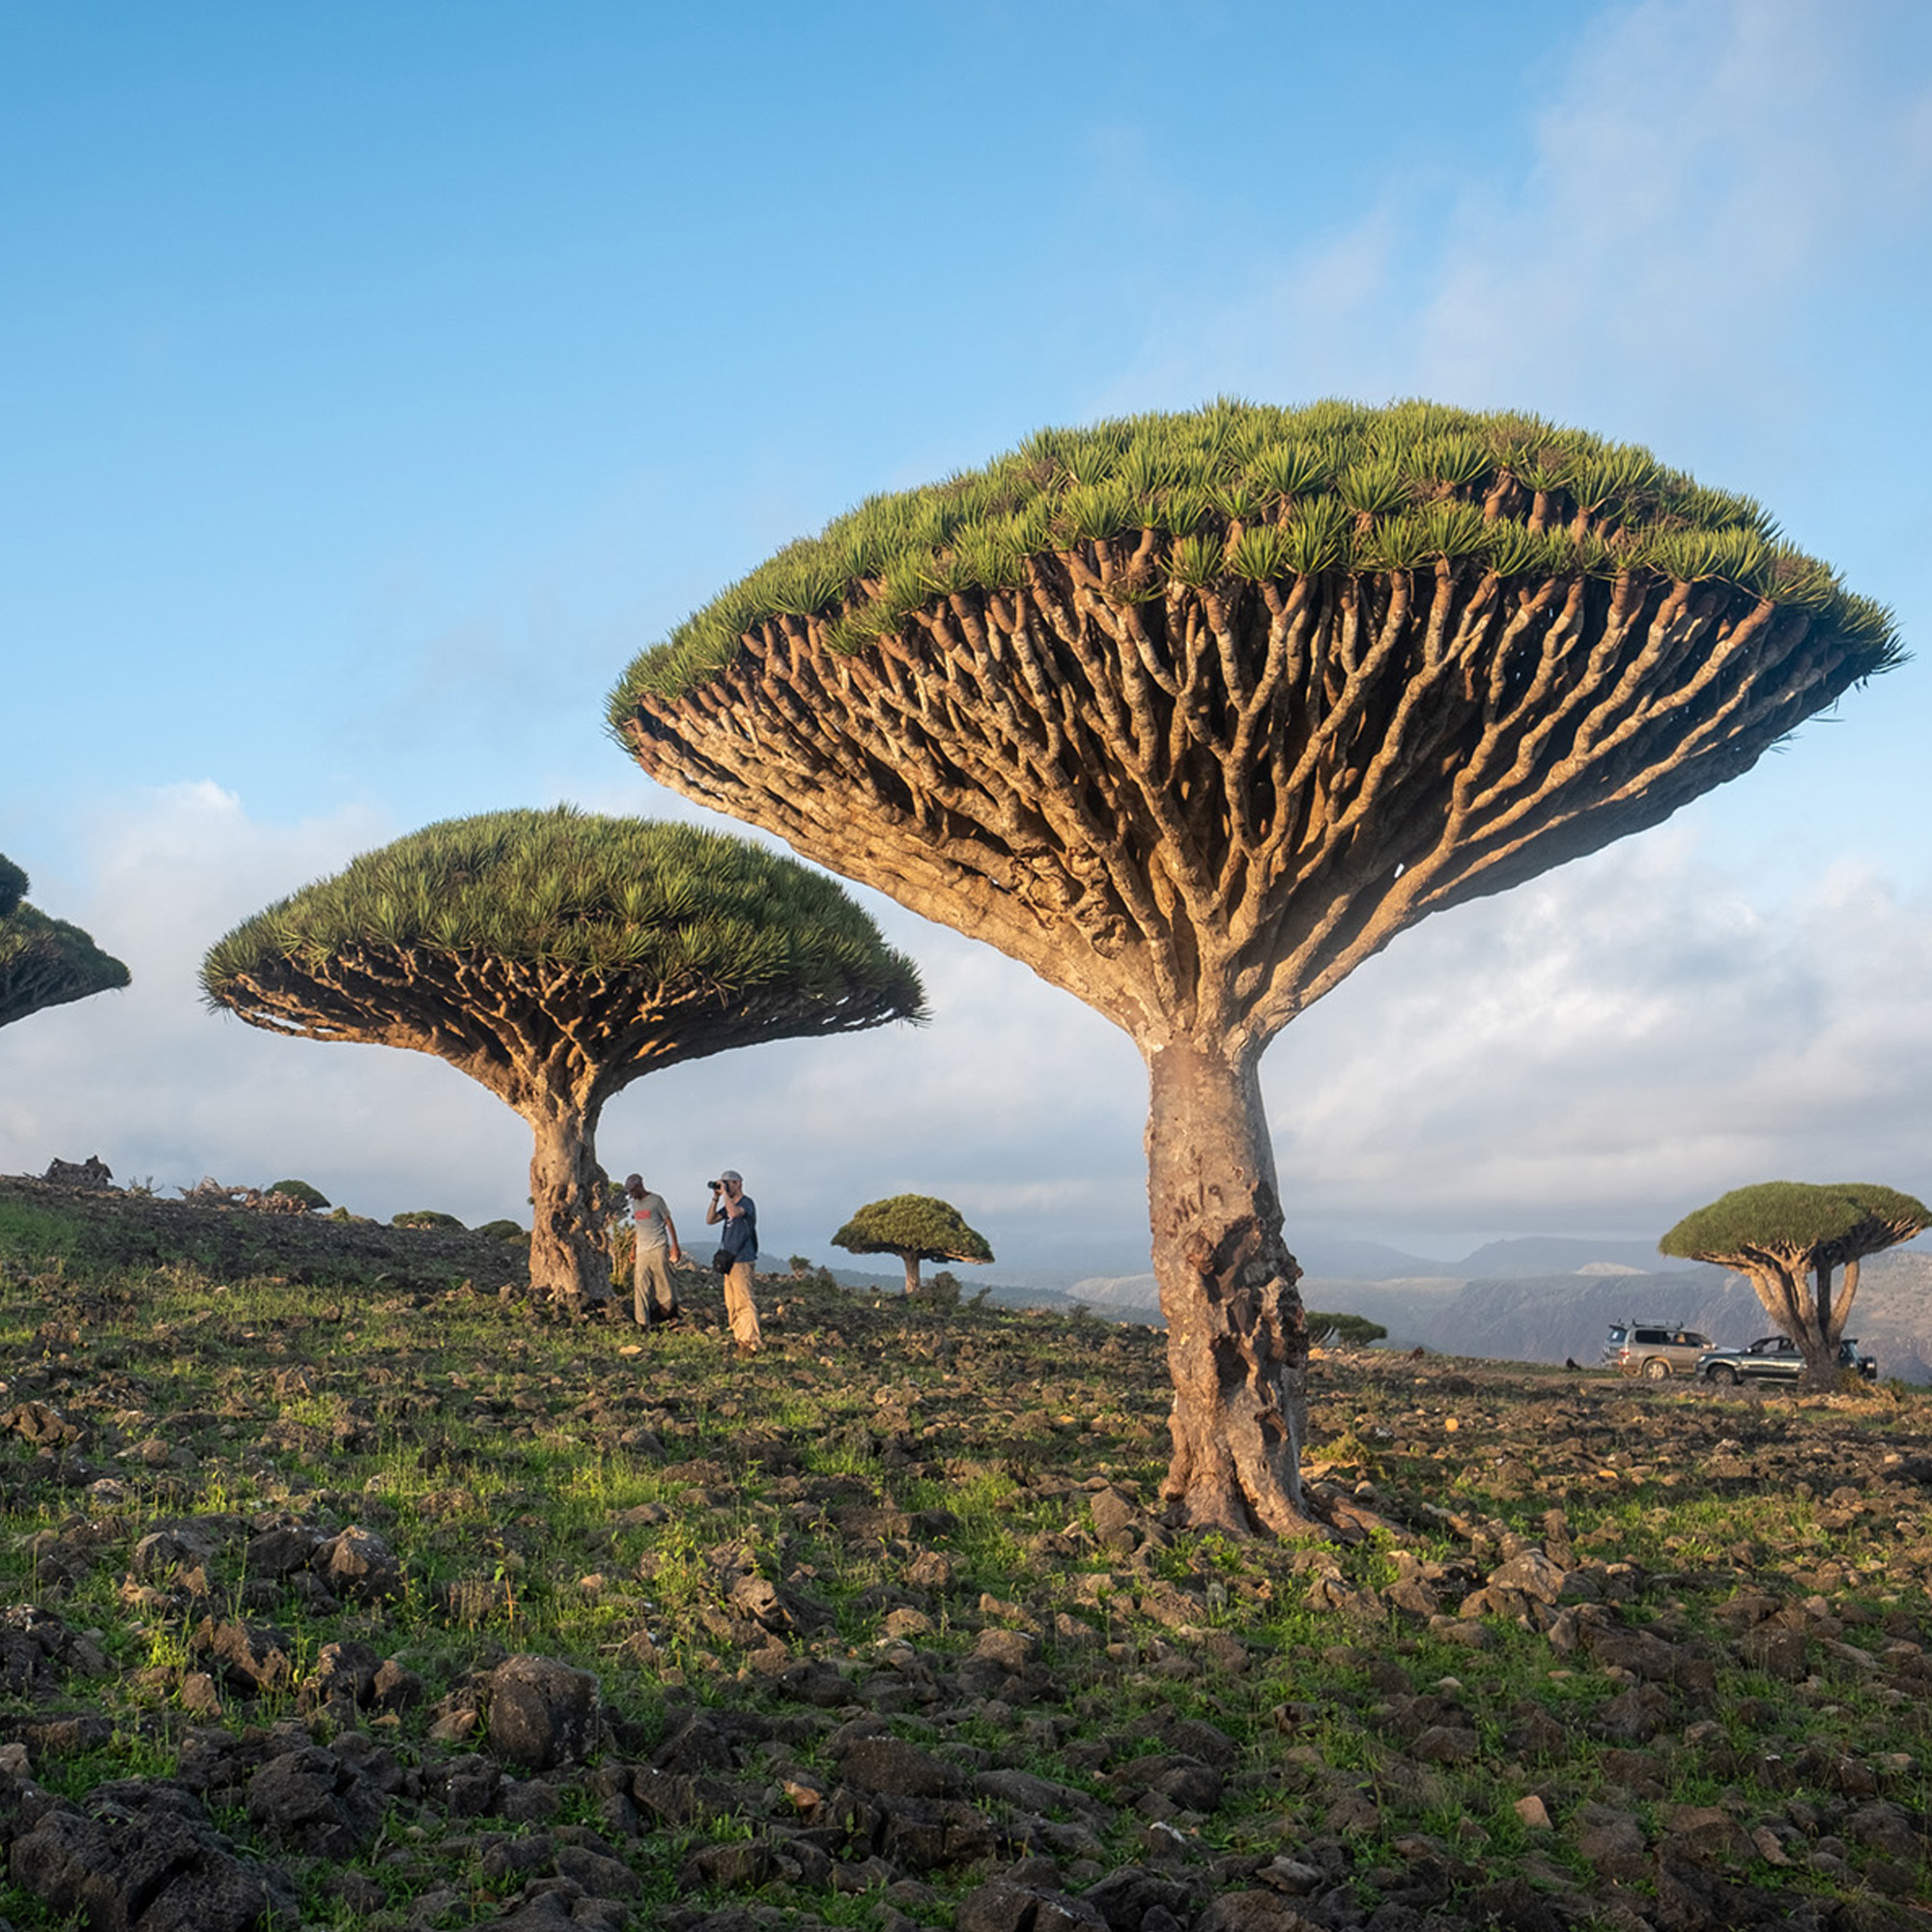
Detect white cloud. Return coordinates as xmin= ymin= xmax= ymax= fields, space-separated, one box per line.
xmin=0 ymin=784 xmax=1155 ymax=1266
xmin=1267 ymin=831 xmax=1932 ymax=1245
xmin=1114 ymin=0 xmax=1932 ymax=469
xmin=0 ymin=781 xmax=534 ymax=1217
xmin=8 ymin=784 xmax=1932 ymax=1279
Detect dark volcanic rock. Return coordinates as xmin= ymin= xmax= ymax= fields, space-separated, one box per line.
xmin=190 ymin=1617 xmax=296 ymax=1695
xmin=246 ymin=1744 xmax=384 ymax=1856
xmin=318 ymin=1524 xmax=405 ymax=1603
xmin=487 ymin=1654 xmax=602 ymax=1770
xmin=8 ymin=1776 xmax=294 ymax=1932
xmin=957 ymin=1876 xmax=1110 ymax=1932
xmin=838 ymin=1733 xmax=965 ymax=1800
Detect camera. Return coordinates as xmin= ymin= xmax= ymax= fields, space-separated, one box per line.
xmin=709 ymin=1179 xmax=724 ymax=1191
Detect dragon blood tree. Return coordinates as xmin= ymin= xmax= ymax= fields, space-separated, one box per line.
xmin=610 ymin=399 xmax=1901 ymax=1535
xmin=0 ymin=852 xmax=130 ymax=1030
xmin=832 ymin=1193 xmax=994 ymax=1294
xmin=1661 ymin=1181 xmax=1929 ymax=1387
xmin=201 ymin=809 xmax=923 ymax=1302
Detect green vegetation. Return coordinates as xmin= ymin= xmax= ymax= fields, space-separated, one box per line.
xmin=831 ymin=1192 xmax=994 ymax=1293
xmin=0 ymin=850 xmax=130 ymax=1031
xmin=1308 ymin=1311 xmax=1389 ymax=1349
xmin=4 ymin=1179 xmax=1930 ymax=1929
xmin=611 ymin=398 xmax=1903 ymax=1543
xmin=266 ymin=1179 xmax=328 ymax=1210
xmin=392 ymin=1208 xmax=465 ymax=1231
xmin=201 ymin=809 xmax=923 ymax=1304
xmin=609 ymin=398 xmax=1900 ymax=709
xmin=1662 ymin=1182 xmax=1931 ymax=1385
xmin=1661 ymin=1182 xmax=1929 ymax=1259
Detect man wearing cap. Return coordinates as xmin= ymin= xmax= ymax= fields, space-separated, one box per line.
xmin=622 ymin=1174 xmax=682 ymax=1328
xmin=705 ymin=1170 xmax=762 ymax=1353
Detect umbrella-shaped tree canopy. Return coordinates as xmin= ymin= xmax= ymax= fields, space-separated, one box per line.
xmin=0 ymin=853 xmax=130 ymax=1032
xmin=1661 ymin=1181 xmax=1929 ymax=1386
xmin=832 ymin=1192 xmax=994 ymax=1293
xmin=611 ymin=398 xmax=1899 ymax=1536
xmin=203 ymin=808 xmax=924 ymax=1301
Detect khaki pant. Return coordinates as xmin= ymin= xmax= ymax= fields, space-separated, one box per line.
xmin=633 ymin=1243 xmax=676 ymax=1325
xmin=724 ymin=1260 xmax=761 ymax=1351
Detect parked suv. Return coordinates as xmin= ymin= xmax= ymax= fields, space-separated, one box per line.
xmin=1694 ymin=1335 xmax=1878 ymax=1385
xmin=1603 ymin=1321 xmax=1714 ymax=1379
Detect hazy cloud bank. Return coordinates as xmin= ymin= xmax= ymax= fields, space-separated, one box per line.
xmin=5 ymin=787 xmax=1929 ymax=1277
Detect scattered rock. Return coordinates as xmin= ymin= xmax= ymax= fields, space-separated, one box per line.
xmin=487 ymin=1655 xmax=602 ymax=1771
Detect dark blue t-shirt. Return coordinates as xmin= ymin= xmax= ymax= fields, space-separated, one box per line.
xmin=719 ymin=1194 xmax=757 ymax=1264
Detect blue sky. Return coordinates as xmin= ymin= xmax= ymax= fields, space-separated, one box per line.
xmin=5 ymin=2 xmax=1931 ymax=1279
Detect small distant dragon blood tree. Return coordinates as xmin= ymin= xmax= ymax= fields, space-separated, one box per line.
xmin=610 ymin=399 xmax=1901 ymax=1535
xmin=201 ymin=810 xmax=923 ymax=1302
xmin=0 ymin=851 xmax=130 ymax=1030
xmin=832 ymin=1193 xmax=994 ymax=1293
xmin=1661 ymin=1181 xmax=1929 ymax=1387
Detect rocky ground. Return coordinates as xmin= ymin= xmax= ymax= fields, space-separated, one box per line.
xmin=2 ymin=1176 xmax=1930 ymax=1932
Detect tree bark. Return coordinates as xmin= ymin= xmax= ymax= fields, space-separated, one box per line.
xmin=525 ymin=1095 xmax=613 ymax=1304
xmin=1740 ymin=1257 xmax=1838 ymax=1388
xmin=1147 ymin=1037 xmax=1313 ymax=1536
xmin=901 ymin=1252 xmax=921 ymax=1294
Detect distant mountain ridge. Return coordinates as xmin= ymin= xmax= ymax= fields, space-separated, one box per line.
xmin=1063 ymin=1247 xmax=1932 ymax=1384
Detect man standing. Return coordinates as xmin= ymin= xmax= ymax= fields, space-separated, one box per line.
xmin=622 ymin=1173 xmax=682 ymax=1328
xmin=705 ymin=1169 xmax=761 ymax=1354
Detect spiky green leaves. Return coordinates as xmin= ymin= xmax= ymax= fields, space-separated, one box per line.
xmin=611 ymin=398 xmax=1902 ymax=711
xmin=1660 ymin=1181 xmax=1931 ymax=1264
xmin=203 ymin=808 xmax=923 ymax=1012
xmin=0 ymin=854 xmax=26 ymax=921
xmin=831 ymin=1194 xmax=994 ymax=1266
xmin=201 ymin=808 xmax=924 ymax=1100
xmin=0 ymin=899 xmax=131 ymax=1031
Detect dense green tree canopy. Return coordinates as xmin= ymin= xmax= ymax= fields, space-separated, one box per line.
xmin=613 ymin=397 xmax=1897 ymax=712
xmin=1660 ymin=1182 xmax=1929 ymax=1264
xmin=203 ymin=808 xmax=924 ymax=1300
xmin=1661 ymin=1181 xmax=1930 ymax=1385
xmin=202 ymin=809 xmax=924 ymax=1066
xmin=612 ymin=397 xmax=1899 ymax=1537
xmin=832 ymin=1193 xmax=993 ymax=1293
xmin=0 ymin=853 xmax=130 ymax=1031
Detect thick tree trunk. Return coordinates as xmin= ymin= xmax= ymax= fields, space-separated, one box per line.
xmin=1146 ymin=1037 xmax=1314 ymax=1537
xmin=525 ymin=1096 xmax=613 ymax=1305
xmin=901 ymin=1252 xmax=921 ymax=1294
xmin=1743 ymin=1261 xmax=1838 ymax=1388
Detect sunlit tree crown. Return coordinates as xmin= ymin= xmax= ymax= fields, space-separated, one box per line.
xmin=612 ymin=397 xmax=1900 ymax=710
xmin=202 ymin=807 xmax=925 ymax=1028
xmin=832 ymin=1194 xmax=994 ymax=1265
xmin=1661 ymin=1181 xmax=1930 ymax=1261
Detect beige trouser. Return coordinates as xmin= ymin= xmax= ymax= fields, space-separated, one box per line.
xmin=724 ymin=1261 xmax=761 ymax=1350
xmin=633 ymin=1243 xmax=676 ymax=1324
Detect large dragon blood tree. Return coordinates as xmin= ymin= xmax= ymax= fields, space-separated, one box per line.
xmin=0 ymin=852 xmax=130 ymax=1031
xmin=1661 ymin=1181 xmax=1929 ymax=1387
xmin=610 ymin=398 xmax=1901 ymax=1535
xmin=201 ymin=809 xmax=924 ymax=1301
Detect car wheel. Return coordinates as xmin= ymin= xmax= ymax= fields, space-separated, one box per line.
xmin=1642 ymin=1357 xmax=1670 ymax=1380
xmin=1710 ymin=1364 xmax=1739 ymax=1386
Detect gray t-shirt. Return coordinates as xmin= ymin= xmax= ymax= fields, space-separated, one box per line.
xmin=629 ymin=1190 xmax=672 ymax=1253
